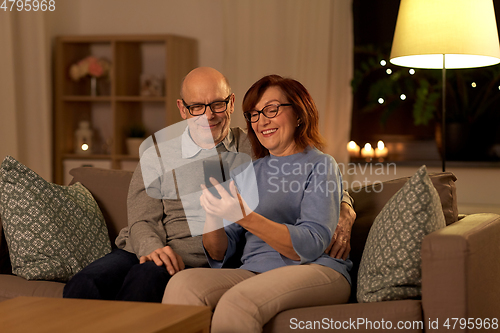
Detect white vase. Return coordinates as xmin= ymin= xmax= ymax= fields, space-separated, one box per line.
xmin=90 ymin=77 xmax=97 ymax=96
xmin=126 ymin=138 xmax=144 ymax=157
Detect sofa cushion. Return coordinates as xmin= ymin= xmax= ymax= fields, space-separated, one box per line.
xmin=0 ymin=274 xmax=64 ymax=302
xmin=0 ymin=156 xmax=111 ymax=282
xmin=347 ymin=170 xmax=457 ymax=302
xmin=264 ymin=299 xmax=423 ymax=332
xmin=68 ymin=167 xmax=133 ymax=246
xmin=356 ymin=165 xmax=446 ymax=302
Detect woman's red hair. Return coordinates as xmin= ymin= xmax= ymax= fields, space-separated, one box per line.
xmin=242 ymin=75 xmax=325 ymax=158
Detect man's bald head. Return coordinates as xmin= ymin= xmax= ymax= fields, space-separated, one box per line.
xmin=180 ymin=67 xmax=231 ymax=100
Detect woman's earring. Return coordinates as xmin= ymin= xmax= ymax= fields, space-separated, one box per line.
xmin=297 ymin=119 xmax=301 ymax=127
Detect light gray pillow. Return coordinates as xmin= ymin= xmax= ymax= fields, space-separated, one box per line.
xmin=0 ymin=156 xmax=111 ymax=282
xmin=357 ymin=165 xmax=446 ymax=302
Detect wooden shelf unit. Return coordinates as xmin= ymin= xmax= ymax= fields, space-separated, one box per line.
xmin=53 ymin=35 xmax=198 ymax=184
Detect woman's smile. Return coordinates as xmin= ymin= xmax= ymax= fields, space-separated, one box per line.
xmin=261 ymin=128 xmax=278 ymax=136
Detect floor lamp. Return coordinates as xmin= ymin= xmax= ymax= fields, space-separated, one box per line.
xmin=389 ymin=0 xmax=500 ymax=172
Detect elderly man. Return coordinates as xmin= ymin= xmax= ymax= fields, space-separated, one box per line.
xmin=63 ymin=67 xmax=356 ymax=302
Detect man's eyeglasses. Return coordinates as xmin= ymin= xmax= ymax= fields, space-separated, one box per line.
xmin=182 ymin=95 xmax=232 ymax=116
xmin=244 ymin=103 xmax=293 ymax=123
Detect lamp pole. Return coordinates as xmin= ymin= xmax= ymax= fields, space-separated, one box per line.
xmin=442 ymin=55 xmax=446 ymax=172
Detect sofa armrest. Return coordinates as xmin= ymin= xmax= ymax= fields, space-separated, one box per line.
xmin=421 ymin=213 xmax=500 ymax=330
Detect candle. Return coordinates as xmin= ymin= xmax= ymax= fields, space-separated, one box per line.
xmin=375 ymin=140 xmax=388 ymax=160
xmin=347 ymin=141 xmax=360 ymax=158
xmin=361 ymin=143 xmax=374 ymax=161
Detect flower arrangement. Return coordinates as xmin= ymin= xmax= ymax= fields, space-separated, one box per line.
xmin=69 ymin=56 xmax=111 ymax=81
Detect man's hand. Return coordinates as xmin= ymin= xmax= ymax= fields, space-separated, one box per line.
xmin=325 ymin=202 xmax=356 ymax=260
xmin=140 ymin=246 xmax=185 ymax=276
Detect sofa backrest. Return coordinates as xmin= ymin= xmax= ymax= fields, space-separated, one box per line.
xmin=347 ymin=171 xmax=458 ymax=302
xmin=0 ymin=167 xmax=458 ymax=289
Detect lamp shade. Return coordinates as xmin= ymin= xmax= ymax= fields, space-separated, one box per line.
xmin=390 ymin=0 xmax=500 ymax=69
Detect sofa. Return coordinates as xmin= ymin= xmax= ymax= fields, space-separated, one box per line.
xmin=1 ymin=166 xmax=499 ymax=332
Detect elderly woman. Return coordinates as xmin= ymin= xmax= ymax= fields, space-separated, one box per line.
xmin=163 ymin=75 xmax=352 ymax=332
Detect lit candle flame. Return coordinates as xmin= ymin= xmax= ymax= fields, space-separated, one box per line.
xmin=348 ymin=141 xmax=357 ymax=150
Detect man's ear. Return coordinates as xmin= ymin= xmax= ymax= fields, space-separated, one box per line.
xmin=228 ymin=93 xmax=235 ymax=114
xmin=177 ymin=99 xmax=188 ymax=119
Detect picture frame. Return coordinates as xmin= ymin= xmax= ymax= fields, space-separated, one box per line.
xmin=140 ymin=74 xmax=164 ymax=96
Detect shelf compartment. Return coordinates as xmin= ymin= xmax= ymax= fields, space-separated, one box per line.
xmin=115 ymin=41 xmax=166 ymax=97
xmin=60 ymin=101 xmax=112 ymax=156
xmin=60 ymin=42 xmax=112 ymax=97
xmin=115 ymin=101 xmax=166 ymax=156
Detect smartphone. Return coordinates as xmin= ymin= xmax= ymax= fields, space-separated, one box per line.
xmin=203 ymin=159 xmax=229 ymax=198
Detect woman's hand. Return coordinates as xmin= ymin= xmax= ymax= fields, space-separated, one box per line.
xmin=325 ymin=202 xmax=356 ymax=260
xmin=200 ymin=177 xmax=252 ymax=223
xmin=200 ymin=178 xmax=244 ymax=261
xmin=200 ymin=178 xmax=299 ymax=261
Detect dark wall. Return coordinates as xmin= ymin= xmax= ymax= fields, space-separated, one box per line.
xmin=351 ymin=0 xmax=500 ymax=156
xmin=351 ymin=0 xmax=435 ymax=143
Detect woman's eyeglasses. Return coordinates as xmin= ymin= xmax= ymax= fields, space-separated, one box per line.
xmin=244 ymin=103 xmax=292 ymax=123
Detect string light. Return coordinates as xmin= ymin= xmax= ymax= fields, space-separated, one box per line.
xmin=471 ymin=82 xmax=477 ymax=88
xmin=380 ymin=60 xmax=387 ymax=66
xmin=409 ymin=69 xmax=415 ymax=75
xmin=378 ymin=98 xmax=385 ymax=104
xmin=386 ymin=69 xmax=392 ymax=74
xmin=400 ymin=94 xmax=407 ymax=100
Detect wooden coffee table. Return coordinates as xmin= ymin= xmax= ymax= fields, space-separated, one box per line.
xmin=0 ymin=297 xmax=211 ymax=333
